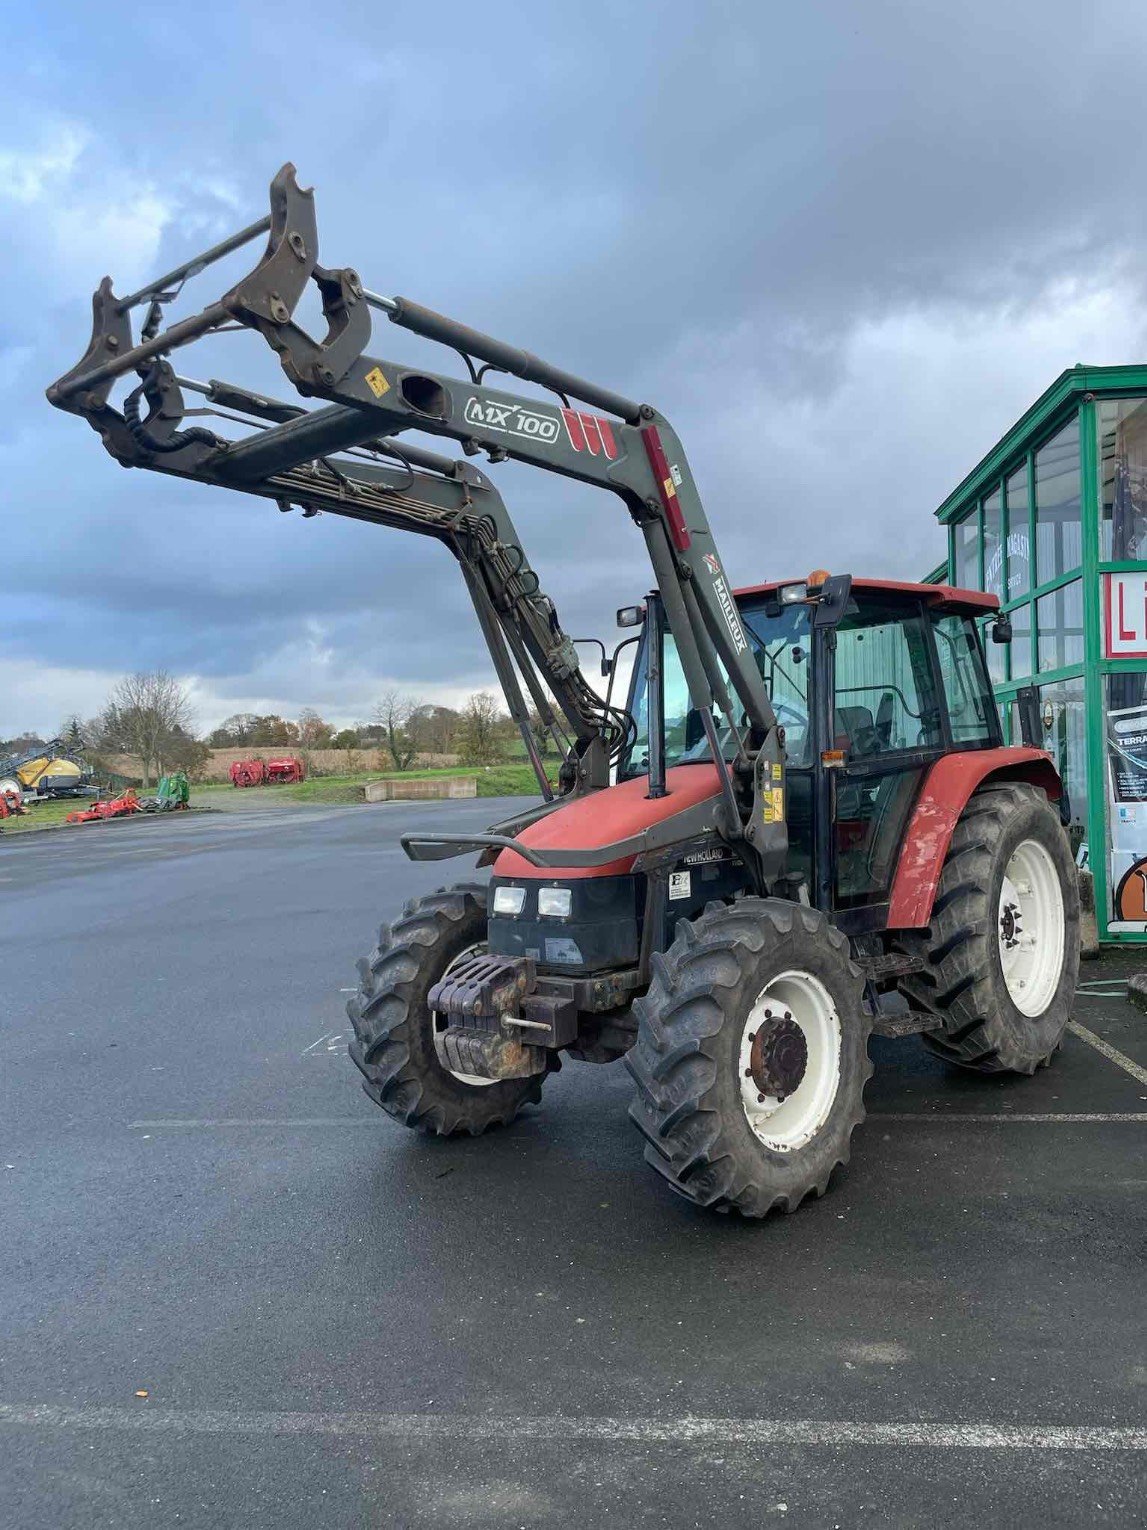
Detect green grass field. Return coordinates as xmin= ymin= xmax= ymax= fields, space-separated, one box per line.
xmin=0 ymin=799 xmax=80 ymax=835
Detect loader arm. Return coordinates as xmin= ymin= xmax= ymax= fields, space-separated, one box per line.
xmin=47 ymin=163 xmax=790 ymax=881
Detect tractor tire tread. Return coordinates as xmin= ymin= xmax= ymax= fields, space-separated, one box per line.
xmin=347 ymin=882 xmax=548 ymax=1135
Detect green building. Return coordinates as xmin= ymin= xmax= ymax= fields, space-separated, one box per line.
xmin=932 ymin=365 xmax=1147 ymax=942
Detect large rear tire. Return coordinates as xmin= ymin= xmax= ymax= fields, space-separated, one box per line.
xmin=626 ymin=899 xmax=871 ymax=1217
xmin=897 ymin=782 xmax=1079 ymax=1074
xmin=347 ymin=883 xmax=549 ymax=1135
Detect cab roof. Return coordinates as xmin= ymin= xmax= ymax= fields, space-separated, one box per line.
xmin=733 ymin=577 xmax=999 ymax=615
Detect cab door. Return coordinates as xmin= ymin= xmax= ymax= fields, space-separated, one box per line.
xmin=827 ymin=598 xmax=946 ymax=923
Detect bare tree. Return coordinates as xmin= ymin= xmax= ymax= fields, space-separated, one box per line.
xmin=373 ymin=691 xmax=421 ymax=771
xmin=458 ymin=691 xmax=509 ymax=765
xmin=93 ymin=671 xmax=197 ymax=788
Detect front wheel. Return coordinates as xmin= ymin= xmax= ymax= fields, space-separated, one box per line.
xmin=347 ymin=883 xmax=550 ymax=1135
xmin=626 ymin=899 xmax=871 ymax=1217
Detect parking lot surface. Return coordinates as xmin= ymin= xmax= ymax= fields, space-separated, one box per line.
xmin=1 ymin=800 xmax=1145 ymax=1527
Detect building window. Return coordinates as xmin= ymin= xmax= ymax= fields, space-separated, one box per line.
xmin=1037 ymin=678 xmax=1086 ymax=841
xmin=1034 ymin=416 xmax=1081 ymax=581
xmin=982 ymin=488 xmax=1004 ymax=599
xmin=952 ymin=513 xmax=978 ymax=588
xmin=1036 ymin=579 xmax=1084 ymax=670
xmin=1098 ymin=397 xmax=1147 ymax=561
xmin=1010 ymin=601 xmax=1032 ymax=680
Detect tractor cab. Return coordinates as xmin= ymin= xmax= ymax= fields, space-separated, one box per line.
xmin=621 ymin=576 xmax=1008 ymax=926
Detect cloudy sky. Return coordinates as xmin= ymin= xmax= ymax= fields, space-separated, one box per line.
xmin=4 ymin=0 xmax=1147 ymax=737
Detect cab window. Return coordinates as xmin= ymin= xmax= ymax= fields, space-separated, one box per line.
xmin=932 ymin=613 xmax=996 ymax=746
xmin=833 ymin=600 xmax=942 ymax=756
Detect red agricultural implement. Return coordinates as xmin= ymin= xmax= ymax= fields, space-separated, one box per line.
xmin=266 ymin=757 xmax=305 ymax=784
xmin=66 ymin=791 xmax=140 ymax=824
xmin=230 ymin=760 xmax=267 ymax=787
xmin=230 ymin=757 xmax=305 ymax=787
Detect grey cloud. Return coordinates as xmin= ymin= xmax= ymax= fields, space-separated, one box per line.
xmin=4 ymin=0 xmax=1147 ymax=733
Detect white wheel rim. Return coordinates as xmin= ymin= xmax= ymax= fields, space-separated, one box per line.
xmin=739 ymin=970 xmax=842 ymax=1152
xmin=431 ymin=942 xmax=497 ymax=1087
xmin=998 ymin=838 xmax=1065 ymax=1017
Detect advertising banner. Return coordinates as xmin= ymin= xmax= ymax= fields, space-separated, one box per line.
xmin=1106 ymin=703 xmax=1147 ymax=925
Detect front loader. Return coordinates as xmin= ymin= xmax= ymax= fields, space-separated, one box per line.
xmin=48 ymin=165 xmax=1080 ymax=1216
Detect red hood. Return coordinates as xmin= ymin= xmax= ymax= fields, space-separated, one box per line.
xmin=492 ymin=764 xmax=725 ymax=880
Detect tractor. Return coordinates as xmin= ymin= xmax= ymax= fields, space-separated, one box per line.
xmin=48 ymin=165 xmax=1080 ymax=1216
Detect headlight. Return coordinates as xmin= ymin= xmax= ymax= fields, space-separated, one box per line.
xmin=492 ymin=885 xmax=526 ymax=916
xmin=537 ymin=886 xmax=573 ymax=919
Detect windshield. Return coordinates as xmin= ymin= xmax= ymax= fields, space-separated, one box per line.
xmin=622 ymin=596 xmax=812 ymax=779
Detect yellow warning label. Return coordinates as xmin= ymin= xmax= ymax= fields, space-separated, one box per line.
xmin=771 ymin=762 xmax=783 ymax=781
xmin=364 ymin=366 xmax=390 ymax=399
xmin=663 ymin=476 xmax=677 ymax=498
xmin=762 ymin=788 xmax=784 ymax=824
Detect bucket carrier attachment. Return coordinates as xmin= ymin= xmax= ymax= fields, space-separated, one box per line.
xmin=48 ymin=163 xmax=806 ymax=887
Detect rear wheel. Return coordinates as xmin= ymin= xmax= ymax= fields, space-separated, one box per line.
xmin=626 ymin=899 xmax=871 ymax=1217
xmin=347 ymin=883 xmax=549 ymax=1135
xmin=898 ymin=782 xmax=1079 ymax=1073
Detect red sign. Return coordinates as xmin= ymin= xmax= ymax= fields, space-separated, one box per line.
xmin=1104 ymin=573 xmax=1147 ymax=658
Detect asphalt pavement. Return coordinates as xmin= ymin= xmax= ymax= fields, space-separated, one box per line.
xmin=1 ymin=799 xmax=1145 ymax=1528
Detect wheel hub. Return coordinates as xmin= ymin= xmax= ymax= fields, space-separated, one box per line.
xmin=748 ymin=1011 xmax=808 ymax=1103
xmin=999 ymin=899 xmax=1022 ymax=949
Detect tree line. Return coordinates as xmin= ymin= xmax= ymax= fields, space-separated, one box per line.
xmin=4 ymin=675 xmax=550 ymax=786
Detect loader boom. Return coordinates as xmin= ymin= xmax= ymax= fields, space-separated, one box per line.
xmin=47 ymin=163 xmax=794 ymax=881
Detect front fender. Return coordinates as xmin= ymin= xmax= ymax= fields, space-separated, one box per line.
xmin=887 ymin=747 xmax=1062 ymax=929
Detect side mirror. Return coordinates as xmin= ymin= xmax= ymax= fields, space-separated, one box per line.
xmin=992 ymin=613 xmax=1012 ymax=644
xmin=616 ymin=605 xmax=646 ymax=628
xmin=685 ymin=709 xmax=705 ymax=751
xmin=1015 ymin=685 xmax=1041 ymax=747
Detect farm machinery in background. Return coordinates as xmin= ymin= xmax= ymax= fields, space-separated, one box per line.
xmin=0 ymin=739 xmax=97 ymax=804
xmin=230 ymin=757 xmax=306 ymax=787
xmin=65 ymin=772 xmax=191 ymax=825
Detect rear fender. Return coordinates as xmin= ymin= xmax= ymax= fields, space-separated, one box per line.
xmin=887 ymin=747 xmax=1062 ymax=929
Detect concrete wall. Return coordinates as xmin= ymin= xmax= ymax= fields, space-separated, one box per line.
xmin=364 ymin=776 xmax=477 ymax=802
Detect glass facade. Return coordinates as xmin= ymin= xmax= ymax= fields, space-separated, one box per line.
xmin=1034 ymin=417 xmax=1081 ymax=581
xmin=1098 ymin=397 xmax=1147 ymax=560
xmin=1036 ymin=580 xmax=1084 ymax=670
xmin=941 ymin=373 xmax=1147 ymax=941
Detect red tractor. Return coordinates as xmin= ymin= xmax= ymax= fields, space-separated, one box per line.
xmin=49 ymin=165 xmax=1080 ymax=1217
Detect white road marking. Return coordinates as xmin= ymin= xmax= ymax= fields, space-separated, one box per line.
xmin=129 ymin=1119 xmax=378 ymax=1128
xmin=300 ymin=1032 xmax=337 ymax=1057
xmin=1066 ymin=1019 xmax=1147 ymax=1088
xmin=873 ymin=1112 xmax=1147 ymax=1123
xmin=0 ymin=1403 xmax=1142 ymax=1451
xmin=127 ymin=1112 xmax=1147 ymax=1129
